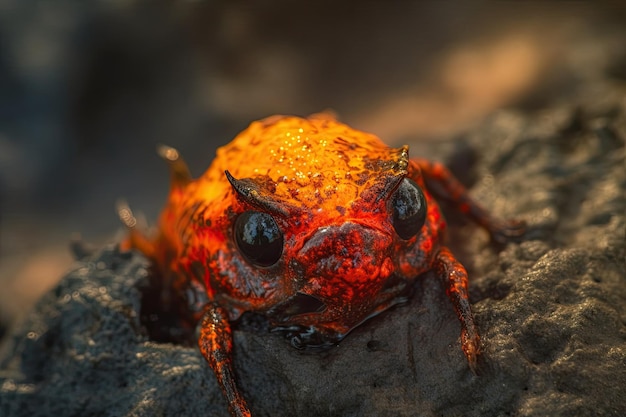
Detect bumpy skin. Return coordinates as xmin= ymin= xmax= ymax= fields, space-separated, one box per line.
xmin=121 ymin=114 xmax=525 ymax=417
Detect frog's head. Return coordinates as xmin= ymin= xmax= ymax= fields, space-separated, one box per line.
xmin=219 ymin=126 xmax=429 ymax=347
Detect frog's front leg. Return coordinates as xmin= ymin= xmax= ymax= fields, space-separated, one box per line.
xmin=198 ymin=304 xmax=252 ymax=417
xmin=411 ymin=159 xmax=525 ymax=243
xmin=434 ymin=247 xmax=480 ymax=374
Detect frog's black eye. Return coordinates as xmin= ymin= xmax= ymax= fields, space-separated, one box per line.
xmin=234 ymin=211 xmax=283 ymax=267
xmin=389 ymin=178 xmax=427 ymax=240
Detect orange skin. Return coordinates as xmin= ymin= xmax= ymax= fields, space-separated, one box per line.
xmin=120 ymin=114 xmax=525 ymax=417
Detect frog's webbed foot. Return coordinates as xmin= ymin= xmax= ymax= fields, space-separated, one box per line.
xmin=199 ymin=304 xmax=252 ymax=417
xmin=434 ymin=246 xmax=480 ymax=374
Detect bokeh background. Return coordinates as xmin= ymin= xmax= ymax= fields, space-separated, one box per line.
xmin=1 ymin=1 xmax=625 ymax=336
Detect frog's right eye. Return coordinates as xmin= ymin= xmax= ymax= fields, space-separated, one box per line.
xmin=234 ymin=211 xmax=283 ymax=267
xmin=389 ymin=178 xmax=427 ymax=240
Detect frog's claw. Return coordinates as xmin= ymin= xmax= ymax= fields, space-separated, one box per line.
xmin=199 ymin=304 xmax=252 ymax=417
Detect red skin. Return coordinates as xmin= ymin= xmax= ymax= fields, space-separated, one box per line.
xmin=121 ymin=114 xmax=525 ymax=417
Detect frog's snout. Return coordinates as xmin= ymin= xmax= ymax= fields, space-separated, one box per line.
xmin=298 ymin=222 xmax=392 ymax=279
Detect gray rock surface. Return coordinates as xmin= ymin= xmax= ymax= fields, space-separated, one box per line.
xmin=1 ymin=85 xmax=625 ymax=416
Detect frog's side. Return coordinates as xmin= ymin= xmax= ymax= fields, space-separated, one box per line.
xmin=120 ymin=113 xmax=525 ymax=417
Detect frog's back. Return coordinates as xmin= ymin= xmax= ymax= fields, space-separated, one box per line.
xmin=199 ymin=114 xmax=406 ymax=211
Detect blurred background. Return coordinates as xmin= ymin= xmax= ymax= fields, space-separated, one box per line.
xmin=0 ymin=1 xmax=625 ymax=336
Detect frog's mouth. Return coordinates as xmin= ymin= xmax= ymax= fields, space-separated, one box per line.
xmin=265 ymin=292 xmax=333 ymax=350
xmin=266 ymin=273 xmax=412 ymax=350
xmin=268 ymin=292 xmax=328 ymax=318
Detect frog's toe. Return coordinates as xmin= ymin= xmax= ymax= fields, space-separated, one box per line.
xmin=460 ymin=327 xmax=481 ymax=375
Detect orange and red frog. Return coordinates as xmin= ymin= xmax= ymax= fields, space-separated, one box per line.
xmin=119 ymin=113 xmax=525 ymax=417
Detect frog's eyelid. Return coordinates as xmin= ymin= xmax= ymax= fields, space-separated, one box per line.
xmin=225 ymin=170 xmax=291 ymax=217
xmin=375 ymin=171 xmax=407 ymax=203
xmin=372 ymin=146 xmax=411 ymax=203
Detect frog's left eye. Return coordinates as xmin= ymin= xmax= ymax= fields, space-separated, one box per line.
xmin=389 ymin=178 xmax=427 ymax=240
xmin=234 ymin=211 xmax=284 ymax=267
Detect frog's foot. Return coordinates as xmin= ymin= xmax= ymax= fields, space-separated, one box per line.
xmin=434 ymin=246 xmax=482 ymax=374
xmin=199 ymin=304 xmax=252 ymax=417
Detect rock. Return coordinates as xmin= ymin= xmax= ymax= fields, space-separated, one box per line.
xmin=1 ymin=86 xmax=624 ymax=416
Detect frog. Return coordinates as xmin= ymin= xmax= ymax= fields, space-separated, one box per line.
xmin=119 ymin=113 xmax=525 ymax=417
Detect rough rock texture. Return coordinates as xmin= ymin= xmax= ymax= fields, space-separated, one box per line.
xmin=1 ymin=85 xmax=625 ymax=416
